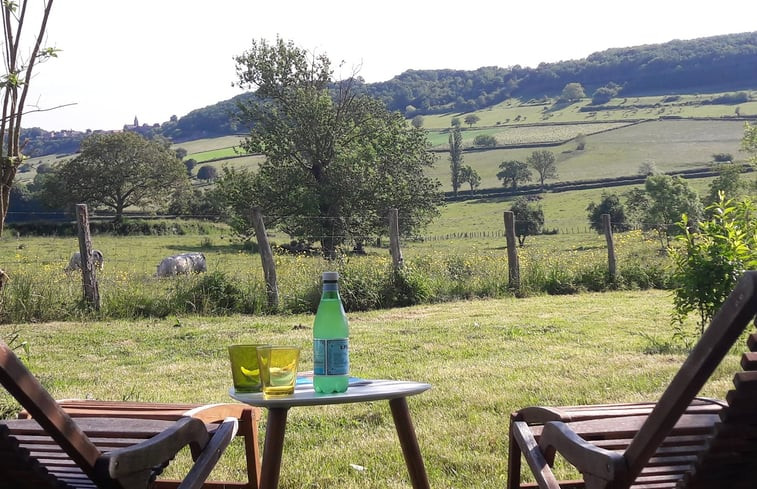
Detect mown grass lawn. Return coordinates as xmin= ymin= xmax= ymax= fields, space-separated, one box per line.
xmin=0 ymin=290 xmax=743 ymax=488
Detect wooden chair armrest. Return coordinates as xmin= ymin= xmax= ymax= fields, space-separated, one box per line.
xmin=95 ymin=416 xmax=229 ymax=488
xmin=178 ymin=417 xmax=239 ymax=489
xmin=183 ymin=403 xmax=259 ymax=424
xmin=538 ymin=421 xmax=627 ymax=484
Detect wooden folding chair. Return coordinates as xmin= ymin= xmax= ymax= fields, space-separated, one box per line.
xmin=20 ymin=400 xmax=262 ymax=489
xmin=508 ymin=270 xmax=757 ymax=489
xmin=0 ymin=340 xmax=239 ymax=489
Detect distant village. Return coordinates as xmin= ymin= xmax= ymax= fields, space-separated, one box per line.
xmin=24 ymin=116 xmax=164 ymax=157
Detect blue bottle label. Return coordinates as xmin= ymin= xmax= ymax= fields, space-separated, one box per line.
xmin=313 ymin=338 xmax=349 ymax=375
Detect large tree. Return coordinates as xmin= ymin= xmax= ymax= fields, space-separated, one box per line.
xmin=625 ymin=174 xmax=703 ymax=249
xmin=527 ymin=150 xmax=558 ymax=188
xmin=0 ymin=0 xmax=55 ymax=236
xmin=497 ymin=160 xmax=531 ymax=190
xmin=586 ymin=192 xmax=630 ymax=233
xmin=40 ymin=132 xmax=188 ymax=221
xmin=460 ymin=165 xmax=480 ymax=193
xmin=464 ymin=114 xmax=480 ymax=127
xmin=231 ymin=37 xmax=441 ymax=258
xmin=510 ymin=197 xmax=544 ymax=246
xmin=560 ymin=82 xmax=586 ymax=102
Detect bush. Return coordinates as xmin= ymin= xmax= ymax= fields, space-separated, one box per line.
xmin=473 ymin=134 xmax=497 ymax=147
xmin=8 ymin=219 xmax=225 ymax=237
xmin=197 ymin=165 xmax=218 ymax=181
xmin=181 ymin=271 xmax=246 ymax=314
xmin=670 ymin=194 xmax=757 ymax=336
xmin=382 ymin=267 xmax=433 ymax=307
xmin=586 ymin=192 xmax=631 ymax=233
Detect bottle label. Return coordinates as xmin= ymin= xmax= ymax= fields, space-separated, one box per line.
xmin=313 ymin=338 xmax=349 ymax=375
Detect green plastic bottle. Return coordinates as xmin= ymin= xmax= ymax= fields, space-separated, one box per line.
xmin=313 ymin=271 xmax=349 ymax=393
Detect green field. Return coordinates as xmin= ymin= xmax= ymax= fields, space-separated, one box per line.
xmin=15 ymin=89 xmax=755 ymax=193
xmin=420 ymin=93 xmax=757 ymax=130
xmin=427 ymin=119 xmax=747 ymax=191
xmin=174 ymin=135 xmax=244 ymax=154
xmin=171 ymin=118 xmax=747 ymax=193
xmin=0 ymin=289 xmax=740 ymax=488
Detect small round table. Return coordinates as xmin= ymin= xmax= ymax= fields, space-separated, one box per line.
xmin=230 ymin=379 xmax=431 ymax=489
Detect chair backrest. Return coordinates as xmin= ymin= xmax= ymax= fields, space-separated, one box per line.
xmin=0 ymin=341 xmax=102 ymax=482
xmin=675 ymin=331 xmax=757 ymax=488
xmin=622 ymin=271 xmax=757 ymax=486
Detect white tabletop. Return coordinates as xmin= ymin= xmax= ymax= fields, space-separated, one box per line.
xmin=230 ymin=379 xmax=431 ymax=408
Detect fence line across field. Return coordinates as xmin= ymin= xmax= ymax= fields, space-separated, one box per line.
xmin=59 ymin=206 xmax=627 ymax=307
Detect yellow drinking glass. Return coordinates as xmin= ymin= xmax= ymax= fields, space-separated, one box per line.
xmin=257 ymin=346 xmax=300 ymax=397
xmin=228 ymin=344 xmax=268 ymax=393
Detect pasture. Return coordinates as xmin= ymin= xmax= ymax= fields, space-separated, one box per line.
xmin=175 ymin=119 xmax=747 ymax=193
xmin=419 ymin=93 xmax=757 ymax=130
xmin=426 ymin=119 xmax=747 ymax=191
xmin=0 ymin=288 xmax=739 ymax=488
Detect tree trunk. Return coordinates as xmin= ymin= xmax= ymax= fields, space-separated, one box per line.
xmin=0 ymin=1 xmax=55 ymax=237
xmin=388 ymin=208 xmax=403 ymax=271
xmin=321 ymin=236 xmax=337 ymax=260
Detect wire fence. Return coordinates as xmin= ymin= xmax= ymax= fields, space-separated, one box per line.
xmin=0 ymin=206 xmax=680 ymax=321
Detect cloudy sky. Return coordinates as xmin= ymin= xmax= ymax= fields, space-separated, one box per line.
xmin=19 ymin=0 xmax=757 ymax=131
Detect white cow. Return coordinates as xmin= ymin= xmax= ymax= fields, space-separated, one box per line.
xmin=156 ymin=252 xmax=207 ymax=277
xmin=0 ymin=268 xmax=8 ymax=291
xmin=64 ymin=250 xmax=104 ymax=273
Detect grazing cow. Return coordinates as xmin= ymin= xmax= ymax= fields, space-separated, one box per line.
xmin=64 ymin=250 xmax=105 ymax=273
xmin=0 ymin=268 xmax=8 ymax=291
xmin=156 ymin=252 xmax=207 ymax=277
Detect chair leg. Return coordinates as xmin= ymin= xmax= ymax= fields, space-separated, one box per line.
xmin=507 ymin=419 xmax=523 ymax=489
xmin=240 ymin=405 xmax=261 ymax=489
xmin=510 ymin=421 xmax=562 ymax=489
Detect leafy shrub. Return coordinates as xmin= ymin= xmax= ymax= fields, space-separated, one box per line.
xmin=543 ymin=267 xmax=581 ymax=295
xmin=575 ymin=265 xmax=612 ymax=292
xmin=618 ymin=263 xmax=669 ymax=290
xmin=473 ymin=134 xmax=497 ymax=147
xmin=181 ymin=271 xmax=245 ymax=314
xmin=8 ymin=219 xmax=225 ymax=237
xmin=670 ymin=194 xmax=756 ymax=335
xmin=339 ymin=271 xmax=383 ymax=312
xmin=382 ymin=266 xmax=432 ymax=307
xmin=586 ymin=192 xmax=631 ymax=233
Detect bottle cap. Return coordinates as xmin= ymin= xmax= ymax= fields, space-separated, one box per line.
xmin=322 ymin=271 xmax=339 ymax=281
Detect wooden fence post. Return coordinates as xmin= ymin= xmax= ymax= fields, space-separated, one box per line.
xmin=388 ymin=208 xmax=404 ymax=270
xmin=75 ymin=204 xmax=100 ymax=310
xmin=602 ymin=214 xmax=617 ymax=282
xmin=503 ymin=211 xmax=520 ymax=291
xmin=251 ymin=207 xmax=279 ymax=311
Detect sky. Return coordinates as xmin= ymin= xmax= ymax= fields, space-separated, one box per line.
xmin=19 ymin=0 xmax=757 ymax=132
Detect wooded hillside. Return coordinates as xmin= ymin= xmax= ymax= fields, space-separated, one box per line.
xmin=21 ymin=31 xmax=757 ymax=151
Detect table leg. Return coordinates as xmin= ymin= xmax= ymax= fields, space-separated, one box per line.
xmin=389 ymin=397 xmax=431 ymax=489
xmin=259 ymin=407 xmax=289 ymax=489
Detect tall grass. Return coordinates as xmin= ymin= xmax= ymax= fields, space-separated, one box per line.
xmin=0 ymin=229 xmax=671 ymax=323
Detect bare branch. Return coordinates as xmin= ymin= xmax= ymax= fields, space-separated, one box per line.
xmin=0 ymin=101 xmax=76 ymax=123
